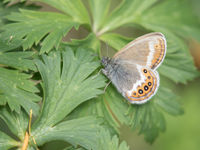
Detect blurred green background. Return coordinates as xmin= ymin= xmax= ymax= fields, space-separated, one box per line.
xmin=120 ymin=78 xmax=200 ymax=150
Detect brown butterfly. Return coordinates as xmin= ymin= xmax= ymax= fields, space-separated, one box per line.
xmin=101 ymin=32 xmax=167 ymax=104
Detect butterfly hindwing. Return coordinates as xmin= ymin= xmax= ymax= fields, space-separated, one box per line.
xmin=109 ymin=60 xmax=159 ymax=104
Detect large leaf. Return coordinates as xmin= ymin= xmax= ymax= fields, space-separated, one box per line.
xmin=33 ymin=117 xmax=103 ymax=150
xmin=98 ymin=0 xmax=158 ymax=34
xmin=31 ymin=47 xmax=106 ymax=138
xmin=2 ymin=9 xmax=77 ymax=53
xmin=88 ymin=0 xmax=110 ymax=33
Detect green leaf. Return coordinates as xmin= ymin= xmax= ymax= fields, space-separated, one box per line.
xmin=138 ymin=0 xmax=200 ymax=41
xmin=32 ymin=117 xmax=103 ymax=150
xmin=155 ymin=87 xmax=184 ymax=116
xmin=0 ymin=51 xmax=36 ymax=71
xmin=0 ymin=36 xmax=36 ymax=71
xmin=0 ymin=130 xmax=19 ymax=150
xmin=0 ymin=67 xmax=40 ymax=114
xmin=65 ymin=33 xmax=101 ymax=53
xmin=63 ymin=147 xmax=85 ymax=150
xmin=99 ymin=33 xmax=132 ymax=50
xmin=98 ymin=0 xmax=158 ymax=34
xmin=97 ymin=128 xmax=130 ymax=150
xmin=32 ymin=47 xmax=106 ymax=132
xmin=158 ymin=31 xmax=199 ymax=83
xmin=0 ymin=107 xmax=28 ymax=140
xmin=2 ymin=9 xmax=77 ymax=53
xmin=88 ymin=0 xmax=110 ymax=33
xmin=69 ymin=83 xmax=183 ymax=143
xmin=33 ymin=0 xmax=90 ymax=24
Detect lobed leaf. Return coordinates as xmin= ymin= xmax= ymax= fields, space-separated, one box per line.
xmin=97 ymin=128 xmax=130 ymax=150
xmin=33 ymin=117 xmax=103 ymax=150
xmin=88 ymin=0 xmax=111 ymax=33
xmin=0 ymin=67 xmax=40 ymax=114
xmin=0 ymin=130 xmax=19 ymax=150
xmin=0 ymin=107 xmax=28 ymax=141
xmin=98 ymin=0 xmax=158 ymax=34
xmin=2 ymin=9 xmax=77 ymax=53
xmin=32 ymin=47 xmax=106 ymax=134
xmin=0 ymin=36 xmax=36 ymax=71
xmin=33 ymin=0 xmax=90 ymax=24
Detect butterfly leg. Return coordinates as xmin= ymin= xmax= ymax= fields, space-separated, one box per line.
xmin=104 ymin=80 xmax=111 ymax=93
xmin=92 ymin=69 xmax=102 ymax=79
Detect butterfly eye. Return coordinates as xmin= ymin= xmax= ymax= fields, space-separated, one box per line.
xmin=143 ymin=69 xmax=147 ymax=73
xmin=138 ymin=89 xmax=143 ymax=94
xmin=144 ymin=86 xmax=148 ymax=91
xmin=148 ymin=82 xmax=152 ymax=86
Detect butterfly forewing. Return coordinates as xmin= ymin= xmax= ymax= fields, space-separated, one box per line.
xmin=113 ymin=32 xmax=166 ymax=70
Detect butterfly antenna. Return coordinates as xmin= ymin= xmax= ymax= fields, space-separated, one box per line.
xmin=106 ymin=43 xmax=109 ymax=57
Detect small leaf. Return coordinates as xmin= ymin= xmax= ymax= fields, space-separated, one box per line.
xmin=0 ymin=36 xmax=36 ymax=71
xmin=0 ymin=107 xmax=28 ymax=140
xmin=0 ymin=130 xmax=19 ymax=150
xmin=0 ymin=67 xmax=40 ymax=114
xmin=97 ymin=128 xmax=130 ymax=150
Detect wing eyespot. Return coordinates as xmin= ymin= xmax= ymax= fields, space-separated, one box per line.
xmin=143 ymin=69 xmax=147 ymax=73
xmin=138 ymin=89 xmax=143 ymax=94
xmin=144 ymin=85 xmax=148 ymax=91
xmin=148 ymin=82 xmax=152 ymax=86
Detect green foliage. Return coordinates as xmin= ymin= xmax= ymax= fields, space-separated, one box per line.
xmin=0 ymin=0 xmax=199 ymax=149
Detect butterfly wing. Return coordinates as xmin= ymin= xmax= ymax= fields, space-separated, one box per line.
xmin=113 ymin=32 xmax=167 ymax=70
xmin=108 ymin=61 xmax=159 ymax=104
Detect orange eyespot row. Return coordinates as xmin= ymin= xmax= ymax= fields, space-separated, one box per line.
xmin=126 ymin=68 xmax=157 ymax=101
xmin=151 ymin=38 xmax=165 ymax=69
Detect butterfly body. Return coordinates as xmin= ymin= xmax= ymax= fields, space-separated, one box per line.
xmin=101 ymin=32 xmax=166 ymax=104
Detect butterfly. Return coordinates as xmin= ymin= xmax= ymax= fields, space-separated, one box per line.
xmin=101 ymin=32 xmax=167 ymax=104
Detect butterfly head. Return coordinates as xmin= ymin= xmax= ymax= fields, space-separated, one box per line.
xmin=101 ymin=56 xmax=111 ymax=67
